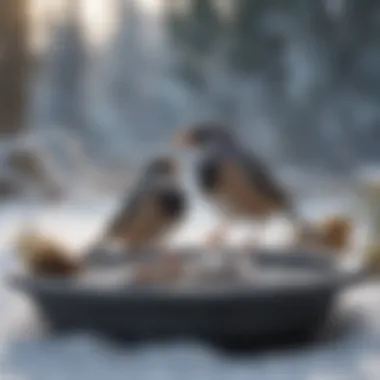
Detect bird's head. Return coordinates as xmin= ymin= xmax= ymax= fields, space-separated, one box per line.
xmin=144 ymin=156 xmax=178 ymax=179
xmin=175 ymin=122 xmax=234 ymax=150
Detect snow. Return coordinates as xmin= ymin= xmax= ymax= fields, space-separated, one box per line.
xmin=0 ymin=197 xmax=379 ymax=380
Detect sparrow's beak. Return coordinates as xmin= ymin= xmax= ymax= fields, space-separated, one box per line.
xmin=174 ymin=131 xmax=195 ymax=148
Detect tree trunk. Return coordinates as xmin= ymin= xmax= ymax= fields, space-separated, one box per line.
xmin=0 ymin=0 xmax=29 ymax=136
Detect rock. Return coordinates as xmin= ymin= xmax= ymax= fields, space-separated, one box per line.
xmin=0 ymin=177 xmax=22 ymax=200
xmin=39 ymin=181 xmax=63 ymax=202
xmin=6 ymin=149 xmax=63 ymax=201
xmin=7 ymin=150 xmax=46 ymax=180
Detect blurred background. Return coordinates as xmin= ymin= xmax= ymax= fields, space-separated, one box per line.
xmin=2 ymin=0 xmax=380 ymax=202
xmin=1 ymin=0 xmax=380 ymax=379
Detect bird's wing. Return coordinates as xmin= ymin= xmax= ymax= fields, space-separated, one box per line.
xmin=105 ymin=182 xmax=150 ymax=238
xmin=240 ymin=151 xmax=290 ymax=208
xmin=105 ymin=178 xmax=185 ymax=248
xmin=214 ymin=149 xmax=295 ymax=218
xmin=238 ymin=150 xmax=309 ymax=226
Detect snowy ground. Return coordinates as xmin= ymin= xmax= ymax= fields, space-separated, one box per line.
xmin=0 ymin=196 xmax=379 ymax=380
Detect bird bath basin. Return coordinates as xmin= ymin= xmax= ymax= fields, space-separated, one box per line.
xmin=7 ymin=248 xmax=365 ymax=345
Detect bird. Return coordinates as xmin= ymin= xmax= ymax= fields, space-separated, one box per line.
xmin=175 ymin=121 xmax=307 ymax=249
xmin=94 ymin=155 xmax=187 ymax=254
xmin=15 ymin=156 xmax=187 ymax=278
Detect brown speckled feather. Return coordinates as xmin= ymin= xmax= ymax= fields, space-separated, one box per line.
xmin=241 ymin=152 xmax=290 ymax=209
xmin=214 ymin=159 xmax=287 ymax=218
xmin=107 ymin=193 xmax=171 ymax=250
